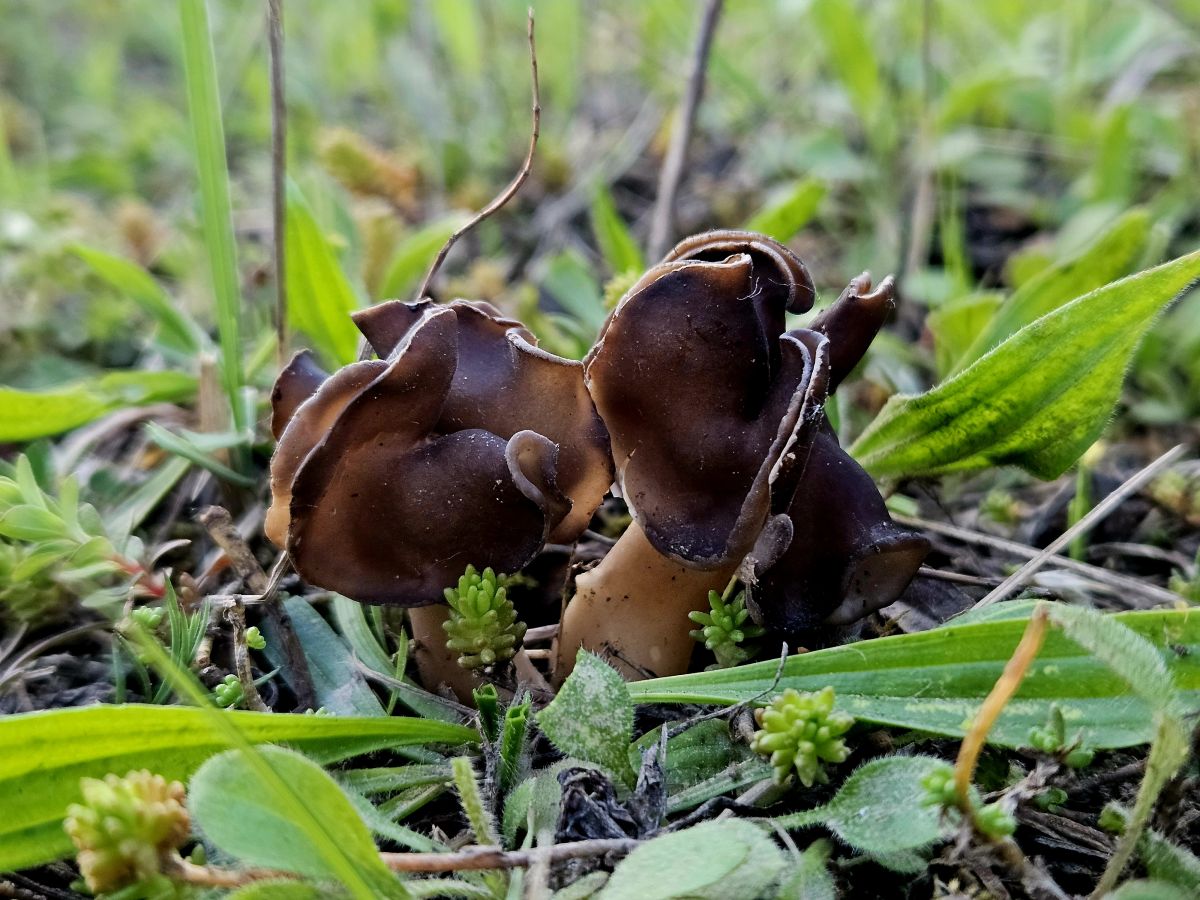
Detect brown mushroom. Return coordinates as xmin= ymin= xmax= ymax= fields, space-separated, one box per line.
xmin=267 ymin=301 xmax=611 ymax=696
xmin=555 ymin=231 xmax=830 ymax=681
xmin=555 ymin=237 xmax=928 ymax=682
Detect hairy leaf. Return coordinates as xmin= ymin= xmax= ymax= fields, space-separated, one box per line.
xmin=774 ymin=755 xmax=950 ymax=854
xmin=850 ymin=250 xmax=1200 ymax=479
xmin=598 ymin=820 xmax=784 ymax=900
xmin=538 ymin=651 xmax=635 ymax=784
xmin=190 ymin=746 xmax=404 ymax=897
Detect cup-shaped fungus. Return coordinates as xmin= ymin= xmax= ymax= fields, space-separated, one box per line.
xmin=268 ymin=300 xmax=612 ymax=695
xmin=555 ymin=233 xmax=927 ymax=681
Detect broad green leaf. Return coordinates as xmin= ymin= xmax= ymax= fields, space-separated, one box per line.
xmin=743 ymin=178 xmax=826 ymax=242
xmin=179 ymin=0 xmax=246 ymax=429
xmin=598 ymin=820 xmax=784 ymax=900
xmin=286 ymin=180 xmax=363 ymax=366
xmin=538 ymin=651 xmax=635 ymax=784
xmin=590 ymin=184 xmax=644 ymax=275
xmin=629 ymin=609 xmax=1200 ymax=749
xmin=190 ymin=746 xmax=403 ymax=896
xmin=954 ymin=209 xmax=1151 ymax=371
xmin=0 ymin=704 xmax=476 ymax=872
xmin=850 ymin=249 xmax=1200 ymax=480
xmin=263 ymin=597 xmax=387 ymax=717
xmin=540 ymin=251 xmax=607 ymax=332
xmin=378 ymin=215 xmax=467 ymax=300
xmin=774 ymin=755 xmax=949 ymax=854
xmin=71 ymin=244 xmax=206 ymax=357
xmin=0 ymin=371 xmax=197 ymax=442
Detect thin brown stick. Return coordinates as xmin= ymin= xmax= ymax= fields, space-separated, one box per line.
xmin=379 ymin=838 xmax=638 ymax=873
xmin=198 ymin=506 xmax=316 ymax=709
xmin=166 ymin=839 xmax=640 ymax=888
xmin=895 ymin=513 xmax=1185 ymax=608
xmin=954 ymin=605 xmax=1049 ymax=812
xmin=267 ymin=0 xmax=287 ymax=363
xmin=412 ymin=9 xmax=540 ymax=303
xmin=646 ymin=0 xmax=723 ymax=260
xmin=973 ymin=444 xmax=1189 ymax=609
xmin=226 ymin=599 xmax=269 ymax=712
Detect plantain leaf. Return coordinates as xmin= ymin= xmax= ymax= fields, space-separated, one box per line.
xmin=0 ymin=704 xmax=475 ymax=872
xmin=190 ymin=746 xmax=405 ymax=897
xmin=953 ymin=208 xmax=1152 ymax=372
xmin=628 ymin=608 xmax=1200 ymax=749
xmin=378 ymin=215 xmax=467 ymax=301
xmin=850 ymin=249 xmax=1200 ymax=480
xmin=590 ymin=183 xmax=644 ymax=275
xmin=598 ymin=820 xmax=785 ymax=900
xmin=71 ymin=244 xmax=207 ymax=358
xmin=286 ymin=180 xmax=363 ymax=367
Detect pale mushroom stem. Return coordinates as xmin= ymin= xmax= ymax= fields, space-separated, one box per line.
xmin=554 ymin=521 xmax=738 ymax=684
xmin=406 ymin=604 xmax=482 ymax=702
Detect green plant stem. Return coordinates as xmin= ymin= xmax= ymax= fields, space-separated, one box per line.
xmin=179 ymin=0 xmax=246 ymax=434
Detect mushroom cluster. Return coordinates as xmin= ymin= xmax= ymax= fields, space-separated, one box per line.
xmin=267 ymin=230 xmax=926 ymax=689
xmin=554 ymin=232 xmax=928 ymax=680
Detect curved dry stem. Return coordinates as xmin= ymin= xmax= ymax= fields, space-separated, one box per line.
xmin=413 ymin=9 xmax=541 ymax=303
xmin=554 ymin=521 xmax=736 ymax=683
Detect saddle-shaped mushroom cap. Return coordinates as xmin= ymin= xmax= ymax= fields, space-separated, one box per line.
xmin=266 ymin=305 xmax=573 ymax=605
xmin=352 ymin=298 xmax=612 ymax=542
xmin=584 ymin=231 xmax=828 ymax=570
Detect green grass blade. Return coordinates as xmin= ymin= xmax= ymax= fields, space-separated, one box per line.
xmin=179 ymin=0 xmax=246 ymax=431
xmin=628 ymin=608 xmax=1200 ymax=749
xmin=0 ymin=704 xmax=476 ymax=872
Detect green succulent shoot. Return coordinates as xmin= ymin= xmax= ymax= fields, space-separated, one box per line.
xmin=63 ymin=770 xmax=190 ymax=895
xmin=750 ymin=686 xmax=855 ymax=786
xmin=442 ymin=565 xmax=527 ymax=671
xmin=213 ymin=674 xmax=245 ymax=708
xmin=689 ymin=584 xmax=766 ymax=668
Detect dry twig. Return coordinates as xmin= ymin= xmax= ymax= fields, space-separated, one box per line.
xmin=267 ymin=0 xmax=287 ymax=363
xmin=413 ymin=9 xmax=540 ymax=303
xmin=973 ymin=444 xmax=1188 ymax=609
xmin=647 ymin=0 xmax=724 ymax=260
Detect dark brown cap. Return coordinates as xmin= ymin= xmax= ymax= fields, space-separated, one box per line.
xmin=352 ymin=298 xmax=612 ymax=542
xmin=584 ymin=231 xmax=829 ymax=569
xmin=266 ymin=305 xmax=580 ymax=605
xmin=745 ymin=422 xmax=929 ymax=631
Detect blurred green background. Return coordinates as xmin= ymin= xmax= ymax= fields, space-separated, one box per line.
xmin=2 ymin=0 xmax=1199 ymax=428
